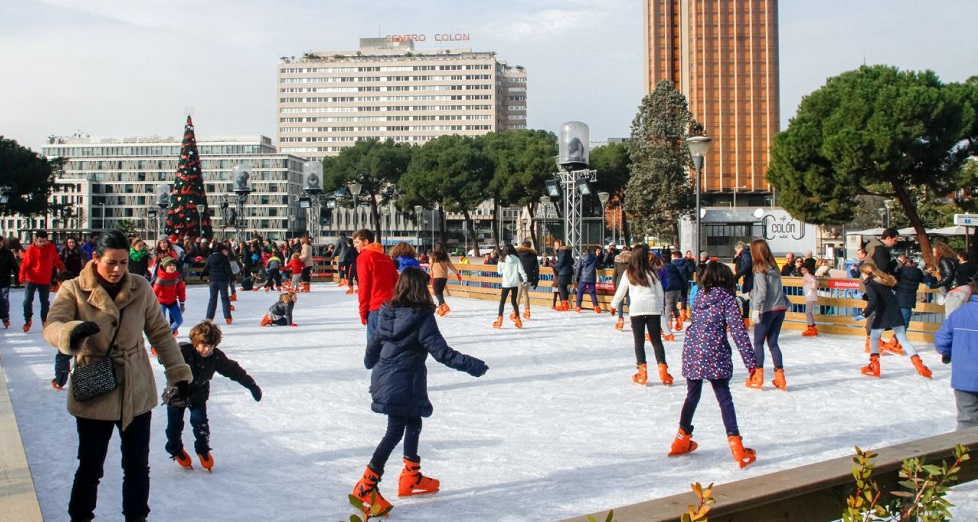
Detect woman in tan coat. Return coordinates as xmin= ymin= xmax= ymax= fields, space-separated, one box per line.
xmin=299 ymin=236 xmax=314 ymax=292
xmin=44 ymin=229 xmax=192 ymax=522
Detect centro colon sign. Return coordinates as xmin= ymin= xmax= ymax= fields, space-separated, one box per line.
xmin=386 ymin=33 xmax=471 ymax=42
xmin=761 ymin=214 xmax=806 ymax=241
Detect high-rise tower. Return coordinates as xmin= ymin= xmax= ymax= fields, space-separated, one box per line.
xmin=644 ymin=0 xmax=779 ymax=203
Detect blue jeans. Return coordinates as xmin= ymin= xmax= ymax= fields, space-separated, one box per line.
xmin=366 ymin=309 xmax=380 ymax=340
xmin=900 ymin=308 xmax=912 ymax=330
xmin=161 ymin=302 xmax=183 ymax=333
xmin=23 ymin=282 xmax=51 ymax=323
xmin=206 ymin=281 xmax=231 ymax=320
xmin=165 ymin=402 xmax=211 ymax=456
xmin=753 ymin=309 xmax=786 ymax=369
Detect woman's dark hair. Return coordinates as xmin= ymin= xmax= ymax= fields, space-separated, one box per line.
xmin=625 ymin=243 xmax=656 ymax=287
xmin=699 ymin=261 xmax=737 ymax=294
xmin=431 ymin=242 xmax=450 ymax=263
xmin=95 ymin=229 xmax=130 ymax=257
xmin=499 ymin=243 xmax=515 ymax=262
xmin=388 ymin=267 xmax=435 ymax=311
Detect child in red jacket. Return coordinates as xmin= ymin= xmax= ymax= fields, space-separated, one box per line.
xmin=285 ymin=253 xmax=305 ymax=291
xmin=153 ymin=257 xmax=186 ymax=336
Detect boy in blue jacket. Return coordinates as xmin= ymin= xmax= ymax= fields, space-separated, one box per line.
xmin=934 ymin=277 xmax=978 ymax=431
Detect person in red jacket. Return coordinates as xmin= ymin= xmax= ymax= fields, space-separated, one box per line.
xmin=153 ymin=257 xmax=187 ymax=336
xmin=353 ymin=229 xmax=398 ymax=338
xmin=20 ymin=230 xmax=66 ymax=332
xmin=285 ymin=253 xmax=305 ymax=291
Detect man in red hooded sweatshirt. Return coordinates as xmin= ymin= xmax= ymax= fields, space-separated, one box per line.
xmin=20 ymin=230 xmax=66 ymax=332
xmin=352 ymin=229 xmax=397 ymax=338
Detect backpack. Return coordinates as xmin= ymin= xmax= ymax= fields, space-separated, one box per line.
xmin=944 ymin=285 xmax=972 ymax=316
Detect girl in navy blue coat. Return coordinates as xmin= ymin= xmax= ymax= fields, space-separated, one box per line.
xmin=668 ymin=262 xmax=758 ymax=469
xmin=353 ymin=266 xmax=488 ymax=516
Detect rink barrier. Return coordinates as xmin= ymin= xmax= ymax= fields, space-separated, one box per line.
xmin=181 ymin=260 xmax=944 ymax=342
xmin=0 ymin=361 xmax=44 ymax=522
xmin=563 ymin=428 xmax=978 ymax=522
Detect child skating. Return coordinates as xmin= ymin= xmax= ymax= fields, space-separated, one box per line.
xmin=151 ymin=257 xmax=186 ymax=356
xmin=353 ymin=267 xmax=488 ymax=516
xmin=668 ymin=262 xmax=759 ymax=469
xmin=260 ymin=291 xmax=297 ymax=327
xmin=493 ymin=244 xmax=527 ymax=329
xmin=285 ymin=252 xmax=305 ymax=291
xmin=608 ymin=244 xmax=672 ymax=385
xmin=164 ymin=320 xmax=262 ymax=471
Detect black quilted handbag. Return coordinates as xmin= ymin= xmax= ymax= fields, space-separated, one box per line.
xmin=70 ymin=312 xmax=123 ymax=402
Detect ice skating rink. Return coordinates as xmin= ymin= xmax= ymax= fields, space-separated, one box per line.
xmin=2 ymin=284 xmax=975 ymax=520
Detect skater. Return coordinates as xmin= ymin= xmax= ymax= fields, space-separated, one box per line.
xmin=429 ymin=242 xmax=461 ymax=317
xmin=747 ymin=239 xmax=790 ymax=390
xmin=800 ymin=264 xmax=819 ymax=337
xmin=260 ymin=291 xmax=298 ymax=327
xmin=354 ymin=229 xmax=397 ymax=338
xmin=515 ymin=240 xmax=540 ymax=320
xmin=933 ymin=276 xmax=978 ymax=430
xmin=153 ymin=257 xmax=186 ymax=337
xmin=203 ymin=243 xmax=234 ymax=325
xmin=343 ymin=237 xmax=359 ymax=294
xmin=299 ymin=236 xmax=314 ymax=292
xmin=164 ymin=320 xmax=262 ymax=471
xmin=285 ymin=252 xmax=305 ymax=291
xmin=733 ymin=241 xmax=753 ymax=328
xmin=21 ymin=230 xmax=66 ymax=332
xmin=42 ymin=229 xmax=192 ymax=521
xmin=856 ymin=262 xmax=932 ymax=379
xmin=574 ymin=246 xmax=601 ymax=313
xmin=353 ymin=267 xmax=487 ymax=516
xmin=493 ymin=244 xmax=527 ymax=329
xmin=668 ymin=261 xmax=758 ymax=469
xmin=58 ymin=236 xmax=85 ymax=278
xmin=608 ymin=243 xmax=672 ymax=386
xmin=262 ymin=248 xmax=284 ymax=292
xmin=610 ymin=245 xmax=632 ymax=331
xmin=0 ymin=236 xmax=19 ymax=329
xmin=552 ymin=239 xmax=574 ymax=311
xmin=390 ymin=242 xmax=421 ymax=272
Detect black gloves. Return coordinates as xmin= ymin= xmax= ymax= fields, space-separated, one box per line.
xmin=248 ymin=384 xmax=263 ymax=402
xmin=470 ymin=362 xmax=489 ymax=378
xmin=58 ymin=270 xmax=75 ymax=282
xmin=69 ymin=321 xmax=101 ymax=350
xmin=942 ymin=354 xmax=952 ymax=364
xmin=162 ymin=381 xmax=190 ymax=408
xmin=179 ymin=302 xmax=186 ymax=313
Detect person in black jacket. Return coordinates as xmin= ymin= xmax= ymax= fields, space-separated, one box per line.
xmin=353 ymin=267 xmax=487 ymax=516
xmin=0 ymin=237 xmax=19 ymax=329
xmin=553 ymin=239 xmax=575 ymax=311
xmin=894 ymin=257 xmax=925 ymax=329
xmin=955 ymin=251 xmax=978 ymax=287
xmin=203 ymin=243 xmax=234 ymax=324
xmin=733 ymin=241 xmax=754 ymax=326
xmin=515 ymin=240 xmax=540 ymax=319
xmin=164 ymin=320 xmax=261 ymax=471
xmin=58 ymin=236 xmax=85 ymax=277
xmin=857 ymin=262 xmax=931 ymax=379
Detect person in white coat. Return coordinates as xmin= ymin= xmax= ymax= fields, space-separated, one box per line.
xmin=608 ymin=244 xmax=672 ymax=386
xmin=494 ymin=244 xmax=528 ymax=329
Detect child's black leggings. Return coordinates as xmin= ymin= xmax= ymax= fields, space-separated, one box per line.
xmin=433 ymin=277 xmax=447 ymax=306
xmin=370 ymin=415 xmax=422 ymax=474
xmin=631 ymin=314 xmax=665 ymax=366
xmin=498 ymin=287 xmax=519 ymax=316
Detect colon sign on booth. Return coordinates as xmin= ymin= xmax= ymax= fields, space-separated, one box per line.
xmin=754 ymin=208 xmax=817 ymax=255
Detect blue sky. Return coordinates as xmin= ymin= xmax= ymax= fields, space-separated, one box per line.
xmin=2 ymin=0 xmax=977 ymax=152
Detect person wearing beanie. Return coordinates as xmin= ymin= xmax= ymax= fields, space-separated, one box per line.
xmin=153 ymin=257 xmax=186 ymax=340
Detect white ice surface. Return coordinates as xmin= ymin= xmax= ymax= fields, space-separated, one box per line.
xmin=2 ymin=284 xmax=976 ymax=520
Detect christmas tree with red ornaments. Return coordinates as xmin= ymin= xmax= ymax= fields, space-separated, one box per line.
xmin=165 ymin=115 xmax=212 ymax=239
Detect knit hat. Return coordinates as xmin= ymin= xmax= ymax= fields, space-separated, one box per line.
xmin=161 ymin=257 xmax=176 ymax=268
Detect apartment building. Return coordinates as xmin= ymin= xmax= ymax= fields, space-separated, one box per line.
xmin=29 ymin=135 xmax=307 ymax=242
xmin=276 ymin=37 xmax=527 ymax=159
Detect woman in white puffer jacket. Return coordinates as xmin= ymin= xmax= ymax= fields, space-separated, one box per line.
xmin=609 ymin=243 xmax=672 ymax=386
xmin=494 ymin=244 xmax=528 ymax=329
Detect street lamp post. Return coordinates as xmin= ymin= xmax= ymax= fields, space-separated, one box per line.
xmin=100 ymin=202 xmax=106 ymax=232
xmin=539 ymin=195 xmax=551 ymax=252
xmin=597 ymin=192 xmax=610 ymax=247
xmin=231 ymin=165 xmax=252 ymax=244
xmin=381 ymin=206 xmax=391 ymax=243
xmin=413 ymin=205 xmax=423 ymax=250
xmin=884 ymin=200 xmax=893 ymax=228
xmin=348 ymin=182 xmax=362 ymax=233
xmin=686 ymin=136 xmax=712 ymax=256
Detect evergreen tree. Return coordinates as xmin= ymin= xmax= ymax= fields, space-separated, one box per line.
xmin=165 ymin=116 xmax=211 ymax=239
xmin=625 ymin=80 xmax=700 ymax=243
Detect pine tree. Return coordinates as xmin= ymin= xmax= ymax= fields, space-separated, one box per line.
xmin=165 ymin=116 xmax=211 ymax=239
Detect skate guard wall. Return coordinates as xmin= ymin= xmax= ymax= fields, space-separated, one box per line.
xmin=563 ymin=428 xmax=978 ymax=522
